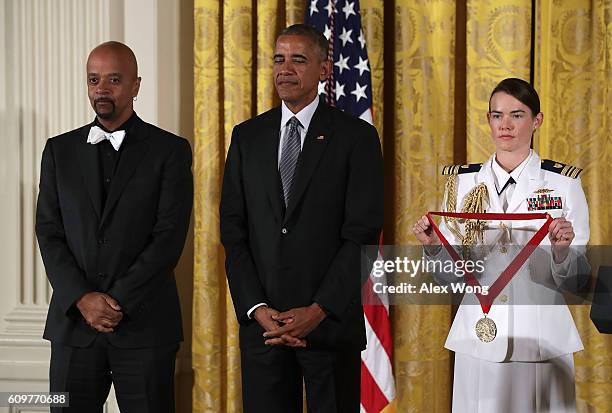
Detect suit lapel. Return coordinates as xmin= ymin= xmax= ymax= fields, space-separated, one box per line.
xmin=258 ymin=108 xmax=284 ymax=223
xmin=100 ymin=117 xmax=149 ymax=226
xmin=76 ymin=123 xmax=103 ymax=220
xmin=284 ymin=101 xmax=332 ymax=223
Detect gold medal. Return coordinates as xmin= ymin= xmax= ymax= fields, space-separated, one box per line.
xmin=475 ymin=315 xmax=497 ymax=343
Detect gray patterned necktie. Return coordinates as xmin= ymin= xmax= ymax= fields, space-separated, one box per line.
xmin=279 ymin=116 xmax=302 ymax=206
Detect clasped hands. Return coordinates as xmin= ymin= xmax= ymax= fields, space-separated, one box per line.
xmin=76 ymin=292 xmax=123 ymax=333
xmin=253 ymin=303 xmax=327 ymax=348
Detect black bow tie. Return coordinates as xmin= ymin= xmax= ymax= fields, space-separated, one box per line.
xmin=497 ymin=177 xmax=516 ymax=195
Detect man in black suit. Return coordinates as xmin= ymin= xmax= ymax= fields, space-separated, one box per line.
xmin=220 ymin=25 xmax=383 ymax=413
xmin=35 ymin=41 xmax=192 ymax=412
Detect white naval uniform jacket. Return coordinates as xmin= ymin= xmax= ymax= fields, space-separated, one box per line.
xmin=434 ymin=152 xmax=590 ymax=363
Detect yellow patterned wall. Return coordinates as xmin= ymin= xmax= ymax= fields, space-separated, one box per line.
xmin=193 ymin=1 xmax=227 ymax=412
xmin=535 ymin=1 xmax=612 ymax=411
xmin=256 ymin=0 xmax=282 ymax=113
xmin=193 ymin=1 xmax=612 ymax=412
xmin=392 ymin=1 xmax=456 ymax=410
xmin=193 ymin=2 xmax=299 ymax=412
xmin=466 ymin=0 xmax=532 ymax=162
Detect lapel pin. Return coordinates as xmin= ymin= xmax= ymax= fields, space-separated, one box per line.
xmin=316 ymin=135 xmax=325 ymax=140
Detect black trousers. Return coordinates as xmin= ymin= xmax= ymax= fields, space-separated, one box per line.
xmin=240 ymin=324 xmax=361 ymax=413
xmin=50 ymin=335 xmax=178 ymax=413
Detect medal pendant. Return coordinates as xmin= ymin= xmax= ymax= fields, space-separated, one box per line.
xmin=475 ymin=315 xmax=497 ymax=343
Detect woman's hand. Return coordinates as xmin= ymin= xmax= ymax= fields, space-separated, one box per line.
xmin=413 ymin=215 xmax=441 ymax=246
xmin=548 ymin=217 xmax=574 ymax=263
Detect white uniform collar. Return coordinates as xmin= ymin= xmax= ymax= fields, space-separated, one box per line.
xmin=475 ymin=151 xmax=543 ymax=213
xmin=491 ymin=150 xmax=533 ymax=192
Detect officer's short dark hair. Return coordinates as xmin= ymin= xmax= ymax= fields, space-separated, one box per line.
xmin=489 ymin=78 xmax=541 ymax=116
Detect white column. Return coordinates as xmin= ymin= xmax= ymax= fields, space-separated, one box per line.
xmin=0 ymin=1 xmax=191 ymax=412
xmin=0 ymin=0 xmax=111 ymax=336
xmin=124 ymin=0 xmax=158 ymax=124
xmin=0 ymin=0 xmax=113 ymax=404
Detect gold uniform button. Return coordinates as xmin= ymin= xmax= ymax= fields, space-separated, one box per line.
xmin=500 ymin=246 xmax=508 ymax=254
xmin=499 ymin=294 xmax=508 ymax=303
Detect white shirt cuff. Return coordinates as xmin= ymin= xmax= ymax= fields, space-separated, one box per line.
xmin=551 ymin=250 xmax=572 ymax=277
xmin=247 ymin=303 xmax=267 ymax=319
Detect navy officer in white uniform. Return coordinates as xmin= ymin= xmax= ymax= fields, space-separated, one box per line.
xmin=413 ymin=78 xmax=590 ymax=413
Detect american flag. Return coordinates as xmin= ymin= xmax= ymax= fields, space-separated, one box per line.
xmin=306 ymin=0 xmax=373 ymax=122
xmin=305 ymin=2 xmax=395 ymax=412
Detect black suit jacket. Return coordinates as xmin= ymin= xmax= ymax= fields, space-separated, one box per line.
xmin=590 ymin=266 xmax=612 ymax=333
xmin=35 ymin=115 xmax=193 ymax=348
xmin=220 ymin=101 xmax=383 ymax=350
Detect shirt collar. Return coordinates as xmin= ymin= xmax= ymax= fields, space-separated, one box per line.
xmin=280 ymin=95 xmax=319 ymax=132
xmin=492 ymin=149 xmax=532 ymax=190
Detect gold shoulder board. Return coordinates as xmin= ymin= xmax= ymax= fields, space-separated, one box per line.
xmin=441 ymin=163 xmax=482 ymax=176
xmin=541 ymin=159 xmax=583 ymax=179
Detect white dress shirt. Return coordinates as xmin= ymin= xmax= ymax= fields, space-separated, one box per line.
xmin=491 ymin=150 xmax=532 ymax=211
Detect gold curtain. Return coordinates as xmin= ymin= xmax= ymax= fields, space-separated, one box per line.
xmin=192 ymin=1 xmax=302 ymax=412
xmin=391 ymin=1 xmax=455 ymax=410
xmin=193 ymin=0 xmax=612 ymax=412
xmin=465 ymin=0 xmax=532 ymax=162
xmin=534 ymin=1 xmax=612 ymax=411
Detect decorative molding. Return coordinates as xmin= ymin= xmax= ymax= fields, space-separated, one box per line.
xmin=3 ymin=306 xmax=47 ymax=336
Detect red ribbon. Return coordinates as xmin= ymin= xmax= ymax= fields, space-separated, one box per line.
xmin=426 ymin=212 xmax=553 ymax=313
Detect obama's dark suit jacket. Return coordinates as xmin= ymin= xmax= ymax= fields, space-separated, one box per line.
xmin=220 ymin=100 xmax=383 ymax=351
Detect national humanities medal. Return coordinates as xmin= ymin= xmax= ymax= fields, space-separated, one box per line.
xmin=426 ymin=212 xmax=553 ymax=343
xmin=474 ymin=314 xmax=497 ymax=343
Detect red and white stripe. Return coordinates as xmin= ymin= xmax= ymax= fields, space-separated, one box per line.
xmin=360 ymin=241 xmax=395 ymax=412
